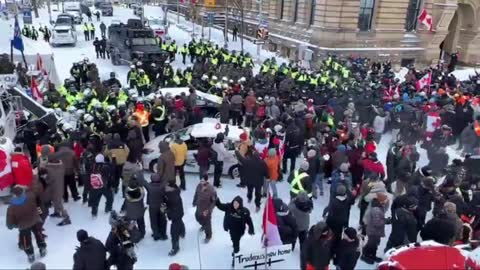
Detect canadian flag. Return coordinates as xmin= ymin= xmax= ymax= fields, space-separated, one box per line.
xmin=262 ymin=195 xmax=283 ymax=247
xmin=0 ymin=138 xmax=15 ymax=190
xmin=36 ymin=53 xmax=47 ymax=76
xmin=425 ymin=111 xmax=441 ymax=139
xmin=31 ymin=77 xmax=43 ymax=102
xmin=418 ymin=9 xmax=433 ymax=31
xmin=416 ymin=72 xmax=432 ymax=91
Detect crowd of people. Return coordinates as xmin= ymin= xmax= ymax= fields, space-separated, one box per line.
xmin=6 ymin=23 xmax=480 ymax=269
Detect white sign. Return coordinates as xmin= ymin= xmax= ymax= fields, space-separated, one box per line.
xmin=0 ymin=74 xmax=18 ymax=88
xmin=233 ymin=244 xmax=292 ymax=269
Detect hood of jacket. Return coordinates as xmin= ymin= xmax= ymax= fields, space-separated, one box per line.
xmin=273 ymin=199 xmax=290 ymax=216
xmin=159 ymin=141 xmax=170 ymax=154
xmin=231 ymin=196 xmax=244 ymax=209
xmin=294 ymin=192 xmax=312 ymax=210
xmin=126 ymin=186 xmax=145 ymax=202
xmin=10 ymin=193 xmax=27 ymax=205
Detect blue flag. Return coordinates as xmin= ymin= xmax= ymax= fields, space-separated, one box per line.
xmin=11 ymin=16 xmax=24 ymax=52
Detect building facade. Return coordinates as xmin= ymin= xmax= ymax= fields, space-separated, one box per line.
xmin=220 ymin=0 xmax=480 ymax=67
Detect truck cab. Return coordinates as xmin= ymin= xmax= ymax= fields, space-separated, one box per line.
xmin=64 ymin=2 xmax=83 ymax=24
xmin=51 ymin=13 xmax=77 ymax=46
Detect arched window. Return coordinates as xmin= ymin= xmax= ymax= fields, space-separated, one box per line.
xmin=405 ymin=0 xmax=422 ymax=31
xmin=309 ymin=0 xmax=316 ymax=26
xmin=358 ymin=0 xmax=375 ymax=31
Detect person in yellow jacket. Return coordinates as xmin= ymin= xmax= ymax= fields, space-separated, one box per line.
xmin=82 ymin=23 xmax=90 ymax=41
xmin=289 ymin=161 xmax=313 ymax=199
xmin=136 ymin=69 xmax=150 ymax=96
xmin=89 ymin=23 xmax=95 ymax=40
xmin=170 ymin=135 xmax=188 ymax=190
xmin=104 ymin=133 xmax=130 ymax=193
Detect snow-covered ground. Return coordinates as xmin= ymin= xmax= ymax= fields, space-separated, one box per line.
xmin=0 ymin=4 xmax=468 ymax=270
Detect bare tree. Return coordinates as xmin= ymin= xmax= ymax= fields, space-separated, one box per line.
xmin=31 ymin=0 xmax=39 ymax=18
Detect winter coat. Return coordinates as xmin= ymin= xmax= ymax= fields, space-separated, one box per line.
xmin=273 ymin=198 xmax=298 ymax=245
xmin=171 ymin=141 xmax=188 ymax=166
xmin=323 ymin=195 xmax=354 ymax=233
xmin=52 ymin=146 xmax=78 ymax=175
xmin=386 ymin=145 xmax=401 ymax=180
xmin=125 ymin=186 xmax=146 ymax=220
xmin=164 ymin=184 xmax=183 ymax=220
xmin=244 ymin=95 xmax=256 ymax=113
xmin=265 ymin=155 xmax=280 ymax=181
xmin=105 ymin=141 xmax=130 ymax=165
xmin=235 ymin=151 xmax=268 ymax=187
xmin=196 ymin=145 xmax=211 ymax=168
xmin=336 ymin=238 xmax=360 ymax=270
xmin=395 ymin=157 xmax=413 ymax=183
xmin=138 ymin=174 xmax=166 ymax=207
xmin=219 ymin=101 xmax=230 ymax=123
xmin=266 ymin=103 xmax=281 ymax=120
xmin=73 ymin=237 xmax=107 ymax=270
xmin=330 ymin=169 xmax=352 ymax=194
xmin=360 ymin=158 xmax=385 ymax=179
xmin=389 ymin=207 xmax=417 ymax=247
xmin=127 ymin=128 xmax=143 ymax=161
xmin=193 ymin=181 xmax=217 ymax=215
xmin=427 ymin=149 xmax=449 ymax=174
xmin=284 ymin=126 xmax=302 ymax=158
xmin=373 ymin=115 xmax=386 ymax=134
xmin=216 ymin=196 xmax=254 ymax=237
xmin=230 ymin=94 xmax=243 ymax=111
xmin=212 ymin=141 xmax=229 ymax=162
xmin=92 ymin=162 xmax=113 ymax=189
xmin=289 ymin=192 xmax=313 ymax=232
xmin=408 ymin=184 xmax=434 ymax=212
xmin=44 ymin=159 xmax=65 ymax=203
xmin=121 ymin=161 xmax=141 ymax=188
xmin=157 ymin=143 xmax=176 ymax=182
xmin=303 ymin=223 xmax=334 ymax=270
xmin=331 ymin=149 xmax=348 ymax=170
xmin=460 ymin=124 xmax=478 ymax=147
xmin=437 ymin=212 xmax=463 ymax=241
xmin=6 ymin=191 xmax=41 ymax=230
xmin=364 ymin=200 xmax=386 ymax=238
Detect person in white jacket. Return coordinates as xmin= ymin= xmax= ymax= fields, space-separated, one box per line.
xmin=211 ymin=133 xmax=229 ymax=188
xmin=373 ymin=110 xmax=386 ymax=144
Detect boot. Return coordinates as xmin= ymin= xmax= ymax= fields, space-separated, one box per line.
xmin=159 ymin=235 xmax=168 ymax=241
xmin=360 ymin=254 xmax=375 ymax=265
xmin=204 ymin=238 xmax=211 ymax=244
xmin=57 ymin=216 xmax=71 ymax=226
xmin=40 ymin=247 xmax=47 ymax=257
xmin=49 ymin=212 xmax=62 ymax=218
xmin=168 ymin=248 xmax=179 ymax=256
xmin=374 ymin=256 xmax=383 ymax=263
xmin=28 ymin=254 xmax=35 ymax=263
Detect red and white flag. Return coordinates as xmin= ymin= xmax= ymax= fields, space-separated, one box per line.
xmin=31 ymin=77 xmax=43 ymax=102
xmin=416 ymin=72 xmax=432 ymax=91
xmin=0 ymin=139 xmax=14 ymax=191
xmin=262 ymin=195 xmax=282 ymax=247
xmin=418 ymin=9 xmax=433 ymax=31
xmin=36 ymin=53 xmax=47 ymax=76
xmin=425 ymin=111 xmax=441 ymax=139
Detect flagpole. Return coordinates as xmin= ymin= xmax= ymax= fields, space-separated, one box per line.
xmin=264 ymin=194 xmax=269 ymax=270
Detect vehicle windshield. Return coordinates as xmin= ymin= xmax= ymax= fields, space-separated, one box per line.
xmin=56 ymin=16 xmax=72 ymax=25
xmin=101 ymin=3 xmax=112 ymax=8
xmin=149 ymin=19 xmax=161 ymax=26
xmin=164 ymin=126 xmax=192 ymax=142
xmin=131 ymin=38 xmax=157 ymax=46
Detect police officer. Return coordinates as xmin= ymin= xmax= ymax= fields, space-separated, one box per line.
xmin=180 ymin=44 xmax=188 ymax=65
xmin=151 ymin=99 xmax=167 ymax=136
xmin=136 ymin=69 xmax=150 ymax=96
xmin=89 ymin=23 xmax=95 ymax=40
xmin=127 ymin=65 xmax=138 ymax=89
xmin=105 ymin=72 xmax=122 ymax=89
xmin=83 ymin=23 xmax=90 ymax=41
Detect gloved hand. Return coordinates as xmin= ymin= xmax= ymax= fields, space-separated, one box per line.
xmin=248 ymin=228 xmax=254 ymax=235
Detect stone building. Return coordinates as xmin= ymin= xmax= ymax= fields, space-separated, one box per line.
xmin=189 ymin=0 xmax=480 ymax=67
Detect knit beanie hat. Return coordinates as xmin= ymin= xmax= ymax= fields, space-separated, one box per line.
xmin=76 ymin=229 xmax=89 ymax=242
xmin=95 ymin=153 xmax=105 ymax=163
xmin=299 ymin=160 xmax=309 ymax=171
xmin=239 ymin=132 xmax=248 ymax=142
xmin=344 ymin=227 xmax=357 ymax=240
xmin=336 ymin=184 xmax=347 ymax=196
xmin=307 ymin=149 xmax=317 ymax=158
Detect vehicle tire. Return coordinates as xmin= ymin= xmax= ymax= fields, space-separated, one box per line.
xmin=228 ymin=165 xmax=240 ymax=179
xmin=149 ymin=159 xmax=158 ymax=173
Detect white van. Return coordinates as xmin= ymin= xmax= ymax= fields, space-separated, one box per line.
xmin=52 ymin=14 xmax=77 ymax=46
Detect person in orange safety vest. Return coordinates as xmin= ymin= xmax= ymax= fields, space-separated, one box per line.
xmin=133 ymin=103 xmax=151 ymax=142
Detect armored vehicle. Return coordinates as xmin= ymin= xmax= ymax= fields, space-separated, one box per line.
xmin=107 ymin=19 xmax=168 ymax=66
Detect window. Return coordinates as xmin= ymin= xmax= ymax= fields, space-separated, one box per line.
xmin=405 ymin=0 xmax=421 ymax=31
xmin=280 ymin=0 xmax=284 ymax=19
xmin=309 ymin=0 xmax=316 ymax=25
xmin=293 ymin=0 xmax=299 ymax=22
xmin=358 ymin=0 xmax=375 ymax=31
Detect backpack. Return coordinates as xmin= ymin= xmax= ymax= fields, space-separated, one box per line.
xmin=90 ymin=173 xmax=104 ymax=189
xmin=256 ymin=105 xmax=266 ymax=118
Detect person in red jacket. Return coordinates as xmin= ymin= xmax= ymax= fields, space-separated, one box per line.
xmin=11 ymin=147 xmax=33 ymax=188
xmin=360 ymin=152 xmax=385 ymax=180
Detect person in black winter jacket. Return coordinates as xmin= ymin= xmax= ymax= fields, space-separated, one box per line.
xmin=138 ymin=173 xmax=167 ymax=241
xmin=123 ymin=179 xmax=146 ymax=240
xmin=407 ymin=176 xmax=436 ymax=231
xmin=302 ymin=221 xmax=334 ymax=270
xmin=427 ymin=146 xmax=449 ymax=177
xmin=235 ymin=149 xmax=268 ymax=212
xmin=89 ymin=154 xmax=114 ymax=217
xmin=283 ymin=122 xmax=302 ymax=174
xmin=105 ymin=222 xmax=136 ymax=270
xmin=385 ymin=196 xmax=418 ymax=251
xmin=164 ymin=181 xmax=185 ymax=256
xmin=273 ymin=198 xmax=298 ymax=248
xmin=335 ymin=227 xmax=360 ymax=270
xmin=322 ymin=184 xmax=355 ymax=263
xmin=93 ymin=37 xmax=101 ymax=58
xmin=73 ymin=230 xmax=107 ymax=270
xmin=216 ymin=196 xmax=254 ymax=254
